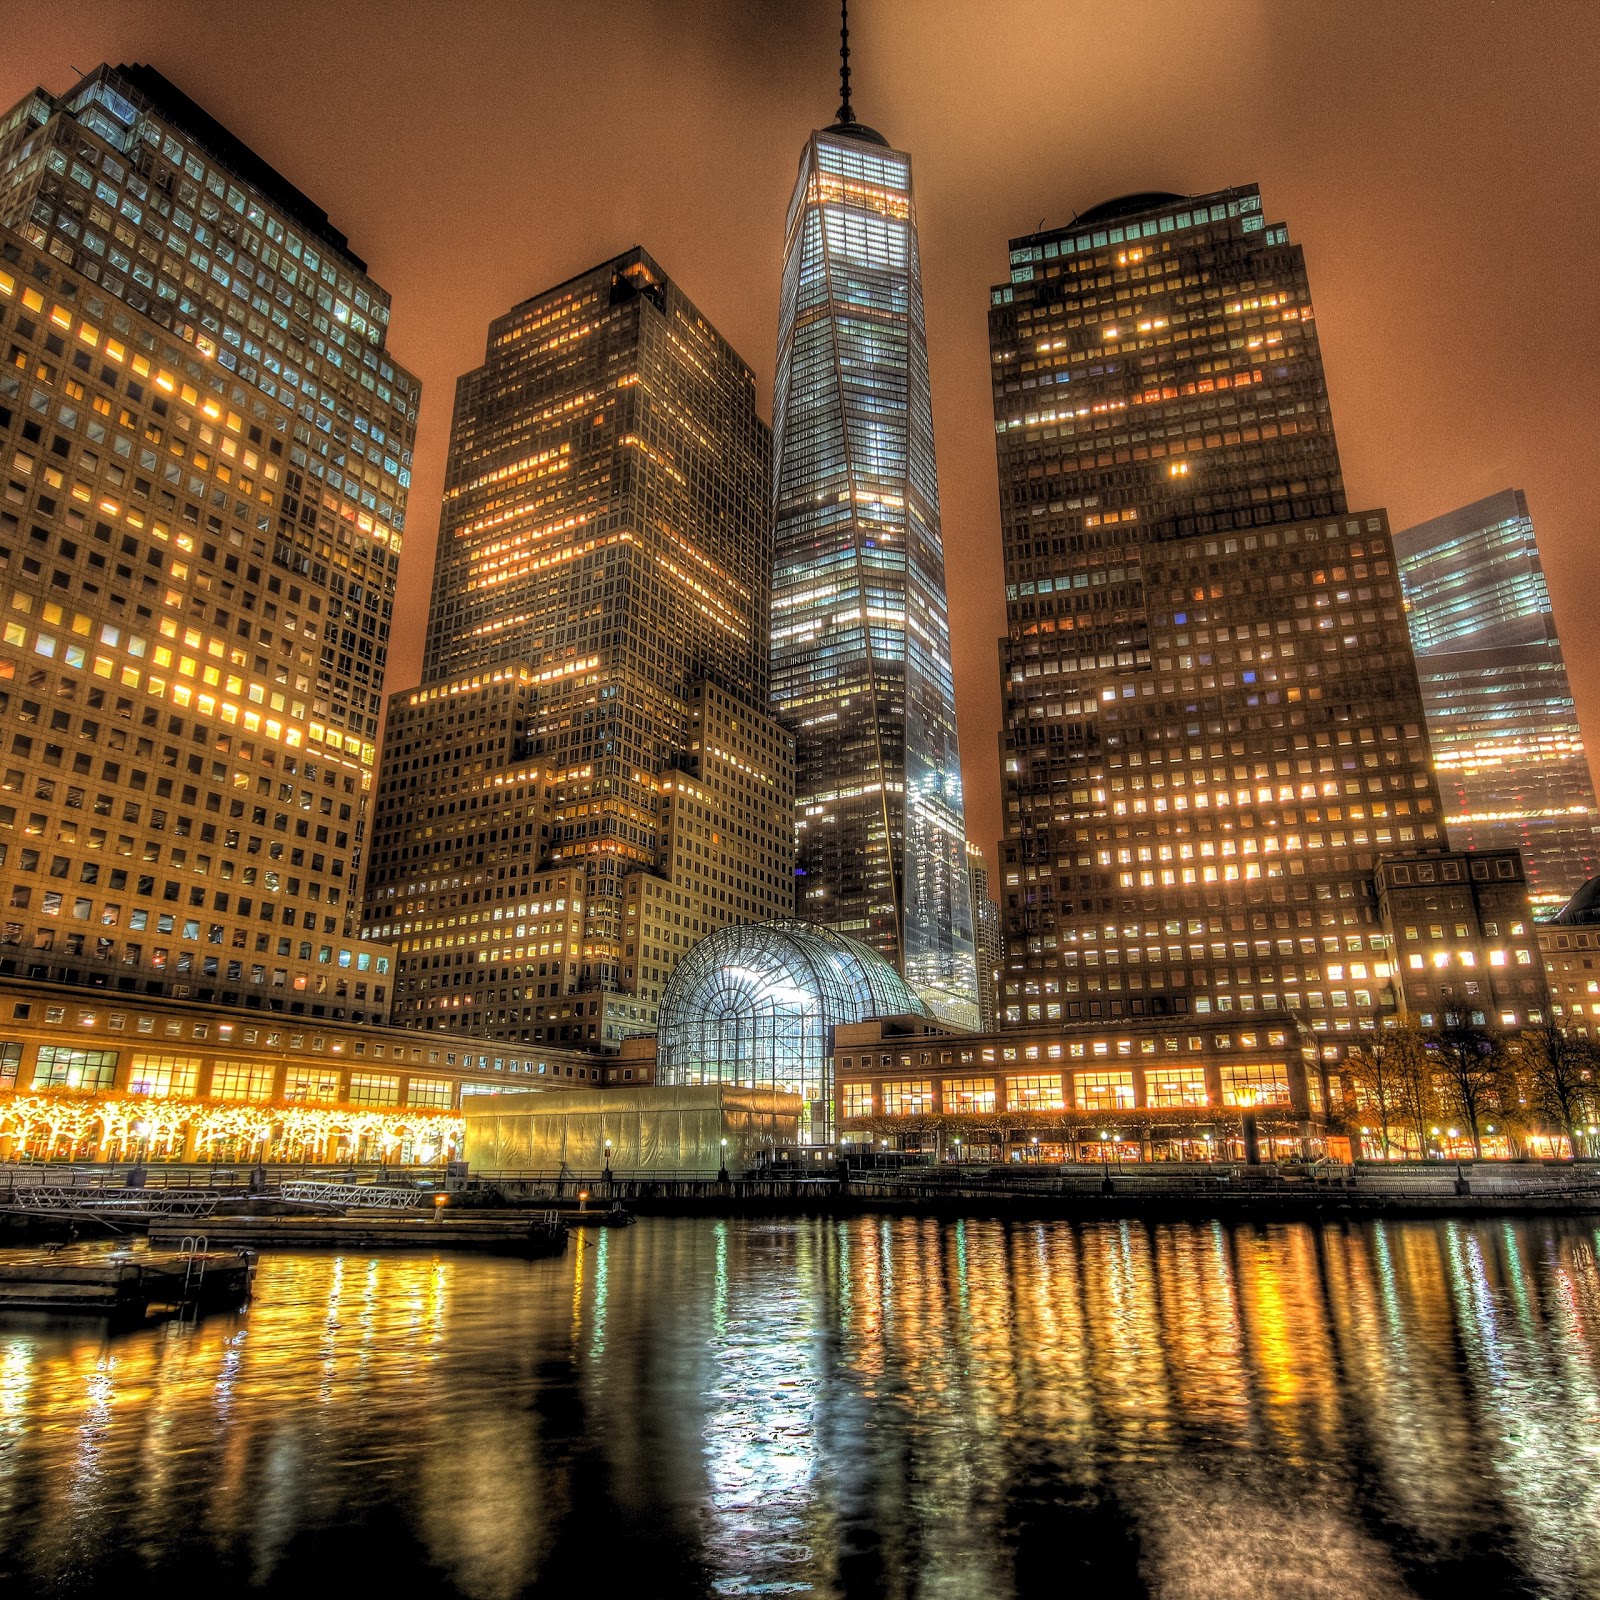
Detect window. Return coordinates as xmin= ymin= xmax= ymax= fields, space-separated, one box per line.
xmin=406 ymin=1077 xmax=452 ymax=1109
xmin=1220 ymin=1062 xmax=1290 ymax=1106
xmin=1145 ymin=1069 xmax=1208 ymax=1107
xmin=347 ymin=1071 xmax=399 ymax=1107
xmin=840 ymin=1082 xmax=873 ymax=1119
xmin=209 ymin=1059 xmax=275 ymax=1102
xmin=1007 ymin=1073 xmax=1064 ymax=1110
xmin=127 ymin=1053 xmax=200 ymax=1097
xmin=33 ymin=1044 xmax=117 ymax=1091
xmin=0 ymin=1042 xmax=21 ymax=1089
xmin=880 ymin=1079 xmax=934 ymax=1116
xmin=943 ymin=1077 xmax=996 ymax=1114
xmin=1074 ymin=1070 xmax=1135 ymax=1110
xmin=283 ymin=1065 xmax=340 ymax=1104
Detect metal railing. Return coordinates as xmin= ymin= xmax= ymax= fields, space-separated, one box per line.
xmin=8 ymin=1187 xmax=220 ymax=1216
xmin=278 ymin=1182 xmax=425 ymax=1210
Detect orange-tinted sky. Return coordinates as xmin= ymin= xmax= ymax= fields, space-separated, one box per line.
xmin=9 ymin=0 xmax=1598 ymax=876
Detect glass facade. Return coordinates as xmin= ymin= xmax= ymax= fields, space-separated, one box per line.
xmin=655 ymin=919 xmax=930 ymax=1139
xmin=1394 ymin=490 xmax=1599 ymax=914
xmin=989 ymin=188 xmax=1447 ymax=1054
xmin=772 ymin=117 xmax=977 ymax=1027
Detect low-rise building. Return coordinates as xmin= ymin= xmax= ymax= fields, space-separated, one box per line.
xmin=1372 ymin=848 xmax=1547 ymax=1029
xmin=832 ymin=1014 xmax=1326 ymax=1163
xmin=0 ymin=975 xmax=596 ymax=1164
xmin=1536 ymin=875 xmax=1600 ymax=1037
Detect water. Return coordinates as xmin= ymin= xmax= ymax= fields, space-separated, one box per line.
xmin=0 ymin=1217 xmax=1596 ymax=1598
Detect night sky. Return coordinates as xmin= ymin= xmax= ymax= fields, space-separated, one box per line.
xmin=10 ymin=0 xmax=1597 ymax=875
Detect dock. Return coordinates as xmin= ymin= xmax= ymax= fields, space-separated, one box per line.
xmin=149 ymin=1212 xmax=568 ymax=1256
xmin=0 ymin=1244 xmax=255 ymax=1318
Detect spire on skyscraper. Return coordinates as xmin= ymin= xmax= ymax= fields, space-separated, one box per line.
xmin=837 ymin=0 xmax=855 ymax=126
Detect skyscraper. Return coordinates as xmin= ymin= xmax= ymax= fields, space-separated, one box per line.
xmin=1394 ymin=489 xmax=1599 ymax=915
xmin=364 ymin=251 xmax=795 ymax=1048
xmin=965 ymin=840 xmax=1003 ymax=1032
xmin=771 ymin=27 xmax=978 ymax=1027
xmin=0 ymin=65 xmax=418 ymax=1019
xmin=989 ymin=187 xmax=1447 ymax=1046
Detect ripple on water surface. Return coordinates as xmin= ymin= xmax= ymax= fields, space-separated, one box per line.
xmin=0 ymin=1216 xmax=1595 ymax=1599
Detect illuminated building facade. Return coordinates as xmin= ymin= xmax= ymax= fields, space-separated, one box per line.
xmin=989 ymin=188 xmax=1445 ymax=1056
xmin=0 ymin=65 xmax=419 ymax=1020
xmin=966 ymin=840 xmax=1003 ymax=1031
xmin=1394 ymin=489 xmax=1599 ymax=914
xmin=0 ymin=976 xmax=602 ymax=1166
xmin=1372 ymin=848 xmax=1546 ymax=1029
xmin=1538 ymin=877 xmax=1600 ymax=1037
xmin=367 ymin=254 xmax=795 ymax=1048
xmin=771 ymin=83 xmax=978 ymax=1027
xmin=832 ymin=1014 xmax=1325 ymax=1163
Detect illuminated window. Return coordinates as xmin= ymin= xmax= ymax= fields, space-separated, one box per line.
xmin=840 ymin=1083 xmax=873 ymax=1119
xmin=1074 ymin=1071 xmax=1135 ymax=1111
xmin=209 ymin=1059 xmax=275 ymax=1102
xmin=1144 ymin=1069 xmax=1208 ymax=1107
xmin=943 ymin=1077 xmax=996 ymax=1114
xmin=1006 ymin=1073 xmax=1064 ymax=1110
xmin=127 ymin=1053 xmax=200 ymax=1098
xmin=32 ymin=1045 xmax=117 ymax=1091
xmin=1220 ymin=1062 xmax=1290 ymax=1106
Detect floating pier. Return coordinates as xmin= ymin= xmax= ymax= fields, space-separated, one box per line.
xmin=150 ymin=1212 xmax=568 ymax=1256
xmin=0 ymin=1243 xmax=255 ymax=1318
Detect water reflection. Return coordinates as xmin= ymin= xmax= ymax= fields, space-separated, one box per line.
xmin=0 ymin=1218 xmax=1595 ymax=1597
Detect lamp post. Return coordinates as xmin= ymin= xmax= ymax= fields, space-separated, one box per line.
xmin=717 ymin=1137 xmax=729 ymax=1185
xmin=603 ymin=1137 xmax=613 ymax=1193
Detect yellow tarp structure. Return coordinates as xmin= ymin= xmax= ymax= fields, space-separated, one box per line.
xmin=464 ymin=1085 xmax=803 ymax=1176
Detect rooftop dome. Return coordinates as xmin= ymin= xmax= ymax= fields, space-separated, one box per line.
xmin=822 ymin=117 xmax=889 ymax=147
xmin=1073 ymin=192 xmax=1186 ymax=228
xmin=1547 ymin=876 xmax=1600 ymax=926
xmin=656 ymin=921 xmax=931 ymax=1138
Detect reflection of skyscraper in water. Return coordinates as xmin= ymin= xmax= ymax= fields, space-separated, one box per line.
xmin=771 ymin=13 xmax=978 ymax=1026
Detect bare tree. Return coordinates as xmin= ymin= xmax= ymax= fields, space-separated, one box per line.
xmin=1513 ymin=1024 xmax=1600 ymax=1159
xmin=1427 ymin=1024 xmax=1509 ymax=1159
xmin=1343 ymin=1033 xmax=1410 ymax=1157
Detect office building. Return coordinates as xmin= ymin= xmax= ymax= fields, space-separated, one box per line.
xmin=0 ymin=65 xmax=418 ymax=1019
xmin=1372 ymin=847 xmax=1546 ymax=1030
xmin=770 ymin=49 xmax=978 ymax=1026
xmin=966 ymin=840 xmax=1002 ymax=1030
xmin=364 ymin=252 xmax=795 ymax=1048
xmin=1394 ymin=489 xmax=1599 ymax=914
xmin=988 ymin=187 xmax=1446 ymax=1054
xmin=1537 ymin=876 xmax=1600 ymax=1037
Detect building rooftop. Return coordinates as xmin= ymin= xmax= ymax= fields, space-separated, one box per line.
xmin=1546 ymin=877 xmax=1600 ymax=926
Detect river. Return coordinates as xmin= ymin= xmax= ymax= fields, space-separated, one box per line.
xmin=0 ymin=1216 xmax=1596 ymax=1598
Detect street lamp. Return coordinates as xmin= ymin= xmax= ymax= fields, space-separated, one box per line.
xmin=603 ymin=1137 xmax=613 ymax=1183
xmin=717 ymin=1137 xmax=729 ymax=1185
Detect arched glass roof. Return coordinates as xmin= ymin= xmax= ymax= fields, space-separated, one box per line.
xmin=656 ymin=920 xmax=932 ymax=1138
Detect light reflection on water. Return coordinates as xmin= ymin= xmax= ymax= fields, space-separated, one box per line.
xmin=0 ymin=1217 xmax=1595 ymax=1598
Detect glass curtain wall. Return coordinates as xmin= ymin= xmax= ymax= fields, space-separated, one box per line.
xmin=655 ymin=921 xmax=930 ymax=1138
xmin=772 ymin=124 xmax=978 ymax=1027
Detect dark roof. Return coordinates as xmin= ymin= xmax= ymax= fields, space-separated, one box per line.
xmin=1074 ymin=192 xmax=1186 ymax=227
xmin=1546 ymin=877 xmax=1600 ymax=926
xmin=109 ymin=64 xmax=365 ymax=273
xmin=822 ymin=117 xmax=890 ymax=148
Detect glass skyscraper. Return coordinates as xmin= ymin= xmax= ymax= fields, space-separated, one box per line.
xmin=771 ymin=75 xmax=977 ymax=1027
xmin=1395 ymin=489 xmax=1599 ymax=914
